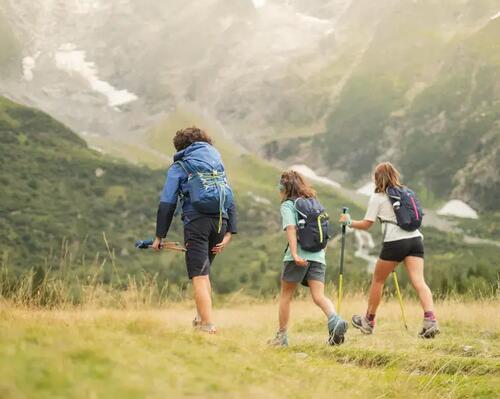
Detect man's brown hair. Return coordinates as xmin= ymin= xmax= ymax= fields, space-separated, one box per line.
xmin=374 ymin=162 xmax=403 ymax=193
xmin=173 ymin=126 xmax=214 ymax=151
xmin=279 ymin=170 xmax=317 ymax=201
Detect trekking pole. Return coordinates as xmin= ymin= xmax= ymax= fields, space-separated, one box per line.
xmin=392 ymin=271 xmax=408 ymax=330
xmin=337 ymin=207 xmax=349 ymax=314
xmin=135 ymin=238 xmax=187 ymax=252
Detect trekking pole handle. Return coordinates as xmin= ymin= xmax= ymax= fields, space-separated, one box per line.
xmin=341 ymin=207 xmax=349 ymax=233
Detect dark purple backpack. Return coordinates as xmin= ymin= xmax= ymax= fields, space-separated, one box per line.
xmin=386 ymin=186 xmax=423 ymax=231
xmin=294 ymin=197 xmax=330 ymax=252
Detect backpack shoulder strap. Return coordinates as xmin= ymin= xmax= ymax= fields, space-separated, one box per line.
xmin=174 ymin=160 xmax=191 ymax=175
xmin=293 ymin=197 xmax=308 ymax=218
xmin=385 ymin=187 xmax=401 ymax=202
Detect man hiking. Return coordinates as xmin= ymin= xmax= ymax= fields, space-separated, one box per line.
xmin=153 ymin=127 xmax=237 ymax=334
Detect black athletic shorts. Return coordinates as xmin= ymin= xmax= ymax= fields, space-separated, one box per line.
xmin=184 ymin=217 xmax=227 ymax=279
xmin=379 ymin=237 xmax=424 ymax=262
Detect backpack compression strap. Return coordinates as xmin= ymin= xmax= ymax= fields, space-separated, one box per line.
xmin=176 ymin=160 xmax=226 ymax=233
xmin=378 ymin=217 xmax=398 ymax=242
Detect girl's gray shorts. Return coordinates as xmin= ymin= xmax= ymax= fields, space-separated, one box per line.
xmin=281 ymin=261 xmax=326 ymax=287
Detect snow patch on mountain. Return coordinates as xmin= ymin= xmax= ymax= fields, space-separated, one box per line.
xmin=54 ymin=43 xmax=137 ymax=108
xmin=295 ymin=12 xmax=334 ymax=33
xmin=252 ymin=0 xmax=267 ymax=9
xmin=437 ymin=200 xmax=478 ymax=219
xmin=75 ymin=0 xmax=102 ymax=14
xmin=22 ymin=53 xmax=39 ymax=81
xmin=290 ymin=165 xmax=341 ymax=188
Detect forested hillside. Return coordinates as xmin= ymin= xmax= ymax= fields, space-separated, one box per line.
xmin=1 ymin=0 xmax=499 ymax=211
xmin=1 ymin=97 xmax=498 ymax=299
xmin=320 ymin=14 xmax=500 ymax=211
xmin=0 ymin=97 xmax=364 ymax=296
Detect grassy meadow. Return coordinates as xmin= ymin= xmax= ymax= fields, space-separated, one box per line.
xmin=1 ymin=295 xmax=499 ymax=399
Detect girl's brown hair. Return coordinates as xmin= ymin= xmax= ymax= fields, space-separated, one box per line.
xmin=279 ymin=170 xmax=316 ymax=201
xmin=373 ymin=162 xmax=402 ymax=193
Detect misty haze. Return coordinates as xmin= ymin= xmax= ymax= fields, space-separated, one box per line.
xmin=0 ymin=1 xmax=499 ymax=398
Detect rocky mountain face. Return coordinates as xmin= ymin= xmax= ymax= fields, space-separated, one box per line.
xmin=0 ymin=0 xmax=349 ymax=138
xmin=317 ymin=3 xmax=500 ymax=211
xmin=0 ymin=0 xmax=498 ymax=210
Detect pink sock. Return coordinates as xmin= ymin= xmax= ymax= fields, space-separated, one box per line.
xmin=366 ymin=313 xmax=376 ymax=326
xmin=424 ymin=311 xmax=436 ymax=320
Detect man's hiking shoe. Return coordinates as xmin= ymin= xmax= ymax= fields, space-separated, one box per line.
xmin=352 ymin=314 xmax=374 ymax=335
xmin=267 ymin=330 xmax=288 ymax=347
xmin=328 ymin=315 xmax=348 ymax=346
xmin=194 ymin=323 xmax=217 ymax=334
xmin=419 ymin=319 xmax=439 ymax=339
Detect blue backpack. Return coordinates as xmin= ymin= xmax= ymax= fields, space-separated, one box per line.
xmin=294 ymin=197 xmax=330 ymax=252
xmin=176 ymin=143 xmax=233 ymax=230
xmin=386 ymin=186 xmax=423 ymax=231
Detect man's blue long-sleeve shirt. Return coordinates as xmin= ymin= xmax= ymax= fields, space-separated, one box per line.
xmin=155 ymin=156 xmax=237 ymax=238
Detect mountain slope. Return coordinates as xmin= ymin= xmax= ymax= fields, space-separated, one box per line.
xmin=2 ymin=0 xmax=498 ymax=211
xmin=0 ymin=96 xmax=369 ymax=295
xmin=266 ymin=1 xmax=500 ymax=211
xmin=0 ymin=96 xmax=166 ymax=275
xmin=1 ymin=97 xmax=498 ymax=297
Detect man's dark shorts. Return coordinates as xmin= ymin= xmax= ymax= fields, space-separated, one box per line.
xmin=281 ymin=260 xmax=326 ymax=287
xmin=379 ymin=237 xmax=424 ymax=262
xmin=184 ymin=217 xmax=227 ymax=279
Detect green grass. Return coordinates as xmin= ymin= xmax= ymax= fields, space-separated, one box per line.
xmin=1 ymin=298 xmax=499 ymax=398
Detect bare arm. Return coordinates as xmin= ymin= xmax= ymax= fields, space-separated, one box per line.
xmin=351 ymin=219 xmax=374 ymax=230
xmin=286 ymin=225 xmax=308 ymax=266
xmin=339 ymin=214 xmax=374 ymax=231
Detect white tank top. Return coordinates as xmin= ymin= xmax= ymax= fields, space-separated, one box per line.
xmin=364 ymin=193 xmax=423 ymax=242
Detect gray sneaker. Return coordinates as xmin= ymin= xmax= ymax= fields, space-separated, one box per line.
xmin=328 ymin=315 xmax=348 ymax=345
xmin=268 ymin=330 xmax=288 ymax=347
xmin=419 ymin=319 xmax=440 ymax=339
xmin=352 ymin=314 xmax=374 ymax=334
xmin=194 ymin=323 xmax=217 ymax=334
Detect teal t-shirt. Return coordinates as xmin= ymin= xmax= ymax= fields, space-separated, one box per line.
xmin=281 ymin=200 xmax=326 ymax=265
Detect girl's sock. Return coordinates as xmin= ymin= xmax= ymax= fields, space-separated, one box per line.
xmin=424 ymin=311 xmax=436 ymax=320
xmin=366 ymin=313 xmax=376 ymax=326
xmin=327 ymin=313 xmax=338 ymax=321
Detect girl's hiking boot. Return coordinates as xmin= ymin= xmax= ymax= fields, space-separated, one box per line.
xmin=328 ymin=315 xmax=348 ymax=345
xmin=351 ymin=314 xmax=374 ymax=334
xmin=419 ymin=319 xmax=439 ymax=339
xmin=267 ymin=330 xmax=288 ymax=347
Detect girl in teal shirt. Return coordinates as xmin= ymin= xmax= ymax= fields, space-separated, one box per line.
xmin=268 ymin=170 xmax=348 ymax=346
